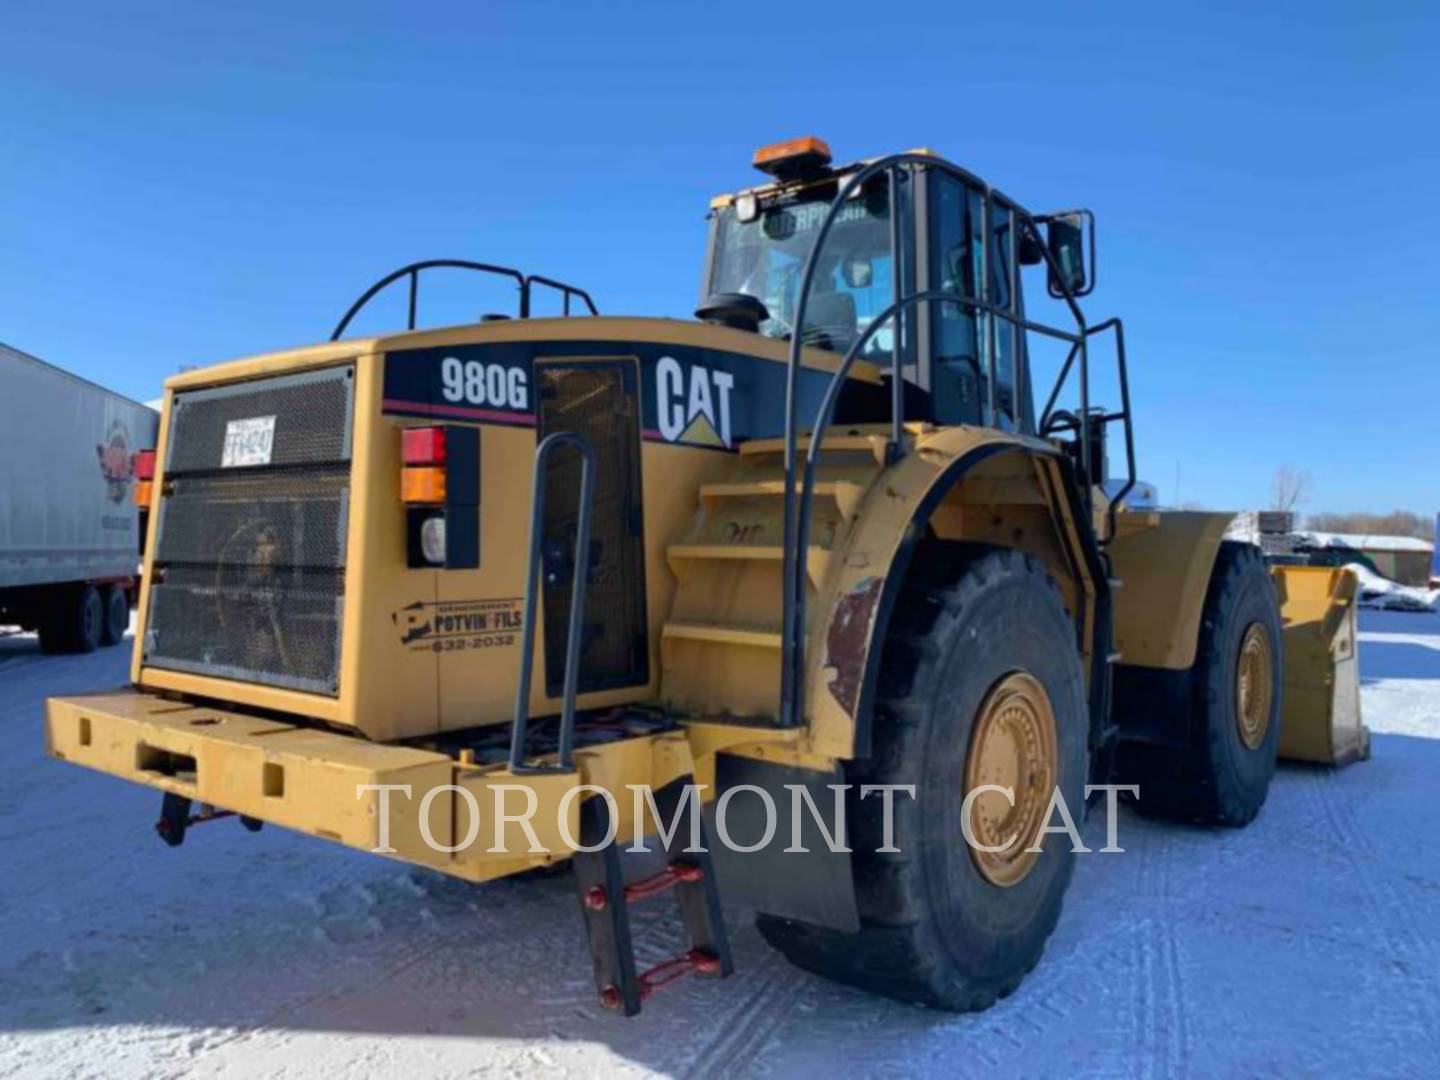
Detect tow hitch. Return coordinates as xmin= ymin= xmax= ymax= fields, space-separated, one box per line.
xmin=155 ymin=793 xmax=264 ymax=847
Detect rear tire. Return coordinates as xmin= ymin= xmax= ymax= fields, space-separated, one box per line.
xmin=100 ymin=585 xmax=129 ymax=646
xmin=1119 ymin=543 xmax=1282 ymax=827
xmin=757 ymin=546 xmax=1088 ymax=1011
xmin=38 ymin=585 xmax=104 ymax=654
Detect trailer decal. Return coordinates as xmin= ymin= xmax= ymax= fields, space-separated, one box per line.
xmin=95 ymin=419 xmax=135 ymax=503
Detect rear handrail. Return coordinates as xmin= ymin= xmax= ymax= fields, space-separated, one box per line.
xmin=329 ymin=260 xmax=598 ymax=341
xmin=777 ymin=151 xmax=1136 ymax=728
xmin=526 ymin=275 xmax=601 ymax=318
xmin=509 ymin=431 xmax=597 ymax=774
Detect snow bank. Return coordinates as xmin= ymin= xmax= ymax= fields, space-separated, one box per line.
xmin=1299 ymin=530 xmax=1432 ymax=553
xmin=1348 ymin=561 xmax=1440 ymax=613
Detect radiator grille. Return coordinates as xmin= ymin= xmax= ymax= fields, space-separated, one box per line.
xmin=144 ymin=366 xmax=355 ymax=696
xmin=537 ymin=361 xmax=649 ymax=696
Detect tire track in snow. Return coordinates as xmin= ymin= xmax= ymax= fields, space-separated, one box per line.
xmin=681 ymin=947 xmax=807 ymax=1079
xmin=1307 ymin=764 xmax=1439 ymax=1039
xmin=1124 ymin=817 xmax=1191 ymax=1080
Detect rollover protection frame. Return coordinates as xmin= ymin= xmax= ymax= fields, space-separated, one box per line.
xmin=774 ymin=151 xmax=1138 ymax=729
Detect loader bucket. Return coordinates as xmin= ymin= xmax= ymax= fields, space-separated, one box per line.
xmin=1270 ymin=565 xmax=1371 ymax=767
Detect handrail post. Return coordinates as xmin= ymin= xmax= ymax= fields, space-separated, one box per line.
xmin=1079 ymin=335 xmax=1091 ymax=510
xmin=407 ymin=269 xmax=419 ymax=331
xmin=888 ymin=163 xmax=905 ymax=460
xmin=1007 ymin=205 xmax=1023 ymax=434
xmin=510 ymin=431 xmax=597 ymax=773
xmin=982 ymin=194 xmax=996 ymax=427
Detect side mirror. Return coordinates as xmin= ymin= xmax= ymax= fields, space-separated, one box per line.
xmin=1018 ymin=231 xmax=1045 ymax=266
xmin=1043 ymin=210 xmax=1095 ymax=298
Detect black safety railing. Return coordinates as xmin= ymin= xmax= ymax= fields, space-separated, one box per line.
xmin=510 ymin=431 xmax=597 ymax=774
xmin=777 ymin=152 xmax=1136 ymax=728
xmin=329 ymin=260 xmax=598 ymax=341
xmin=1037 ymin=317 xmax=1136 ymax=544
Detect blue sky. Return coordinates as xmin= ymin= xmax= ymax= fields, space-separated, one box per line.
xmin=2 ymin=1 xmax=1435 ymax=514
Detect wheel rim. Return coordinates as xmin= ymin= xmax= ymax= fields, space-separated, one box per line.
xmin=83 ymin=595 xmax=101 ymax=640
xmin=109 ymin=593 xmax=126 ymax=636
xmin=1236 ymin=623 xmax=1273 ymax=750
xmin=963 ymin=672 xmax=1058 ymax=888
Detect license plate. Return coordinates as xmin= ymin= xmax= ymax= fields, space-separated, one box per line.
xmin=221 ymin=416 xmax=277 ymax=468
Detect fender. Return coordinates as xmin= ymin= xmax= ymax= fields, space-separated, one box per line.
xmin=806 ymin=427 xmax=1112 ymax=762
xmin=1105 ymin=511 xmax=1234 ymax=670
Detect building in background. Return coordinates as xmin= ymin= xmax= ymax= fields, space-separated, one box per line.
xmin=1294 ymin=531 xmax=1434 ymax=587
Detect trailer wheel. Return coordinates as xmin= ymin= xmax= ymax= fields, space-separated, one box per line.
xmin=757 ymin=546 xmax=1087 ymax=1011
xmin=1121 ymin=542 xmax=1282 ymax=826
xmin=39 ymin=585 xmax=104 ymax=654
xmin=100 ymin=585 xmax=129 ymax=646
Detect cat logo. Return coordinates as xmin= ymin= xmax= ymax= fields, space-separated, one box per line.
xmin=655 ymin=356 xmax=735 ymax=448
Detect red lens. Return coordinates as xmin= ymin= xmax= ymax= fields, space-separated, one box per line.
xmin=402 ymin=427 xmax=447 ymax=466
xmin=134 ymin=449 xmax=157 ymax=481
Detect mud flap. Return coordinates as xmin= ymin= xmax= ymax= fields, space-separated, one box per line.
xmin=1272 ymin=566 xmax=1371 ymax=766
xmin=705 ymin=756 xmax=860 ymax=932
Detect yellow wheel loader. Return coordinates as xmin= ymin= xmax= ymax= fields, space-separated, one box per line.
xmin=46 ymin=138 xmax=1367 ymax=1016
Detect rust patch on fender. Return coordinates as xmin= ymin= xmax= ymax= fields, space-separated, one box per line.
xmin=825 ymin=575 xmax=883 ymax=719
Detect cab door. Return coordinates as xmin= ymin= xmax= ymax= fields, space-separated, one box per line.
xmin=534 ymin=358 xmax=650 ymax=696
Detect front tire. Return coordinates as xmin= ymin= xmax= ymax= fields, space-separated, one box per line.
xmin=757 ymin=546 xmax=1088 ymax=1011
xmin=1119 ymin=542 xmax=1283 ymax=827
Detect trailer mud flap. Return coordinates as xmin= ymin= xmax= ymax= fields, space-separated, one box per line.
xmin=705 ymin=755 xmax=860 ymax=932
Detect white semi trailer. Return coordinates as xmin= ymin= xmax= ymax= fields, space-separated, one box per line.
xmin=1 ymin=341 xmax=158 ymax=652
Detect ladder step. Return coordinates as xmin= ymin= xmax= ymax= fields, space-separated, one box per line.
xmin=582 ymin=863 xmax=705 ymax=911
xmin=602 ymin=949 xmax=721 ymax=1009
xmin=669 ymin=543 xmax=783 ymax=562
xmin=738 ymin=431 xmax=893 ymax=459
xmin=573 ymin=777 xmax=733 ymax=1016
xmin=662 ymin=621 xmax=782 ymax=650
xmin=697 ymin=478 xmax=869 ymax=522
xmin=699 ymin=479 xmax=860 ymax=502
xmin=666 ymin=543 xmax=835 ymax=587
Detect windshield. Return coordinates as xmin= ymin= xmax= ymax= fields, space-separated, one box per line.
xmin=707 ymin=181 xmax=901 ymax=360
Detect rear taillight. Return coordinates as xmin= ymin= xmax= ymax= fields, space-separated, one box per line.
xmin=401 ymin=466 xmax=446 ymax=504
xmin=400 ymin=425 xmax=478 ymax=568
xmin=402 ymin=426 xmax=447 ymax=467
xmin=401 ymin=426 xmax=447 ymax=504
xmin=133 ymin=449 xmax=157 ymax=508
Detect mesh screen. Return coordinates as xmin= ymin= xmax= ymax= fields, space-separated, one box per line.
xmin=144 ymin=366 xmax=354 ymax=696
xmin=537 ymin=362 xmax=649 ymax=695
xmin=166 ymin=369 xmax=353 ymax=472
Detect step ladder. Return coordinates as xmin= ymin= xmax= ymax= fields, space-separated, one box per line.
xmin=571 ymin=777 xmax=734 ymax=1015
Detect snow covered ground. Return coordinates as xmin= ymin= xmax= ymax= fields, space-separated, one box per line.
xmin=1 ymin=613 xmax=1438 ymax=1078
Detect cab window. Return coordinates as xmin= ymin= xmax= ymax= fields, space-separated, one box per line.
xmin=927 ymin=175 xmax=1025 ymax=430
xmin=708 ymin=179 xmax=913 ymax=365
